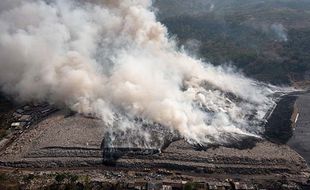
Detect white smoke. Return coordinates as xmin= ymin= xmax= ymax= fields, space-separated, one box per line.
xmin=209 ymin=3 xmax=215 ymax=12
xmin=0 ymin=0 xmax=284 ymax=146
xmin=271 ymin=23 xmax=288 ymax=42
xmin=183 ymin=39 xmax=201 ymax=58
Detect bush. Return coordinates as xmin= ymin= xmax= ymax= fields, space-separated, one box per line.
xmin=23 ymin=174 xmax=35 ymax=182
xmin=68 ymin=174 xmax=78 ymax=183
xmin=0 ymin=173 xmax=7 ymax=182
xmin=55 ymin=173 xmax=66 ymax=183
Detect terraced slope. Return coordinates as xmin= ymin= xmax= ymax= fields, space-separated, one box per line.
xmin=0 ymin=112 xmax=308 ymax=183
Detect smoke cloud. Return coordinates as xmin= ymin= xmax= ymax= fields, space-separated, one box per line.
xmin=0 ymin=0 xmax=286 ymax=147
xmin=247 ymin=22 xmax=289 ymax=42
xmin=271 ymin=23 xmax=288 ymax=42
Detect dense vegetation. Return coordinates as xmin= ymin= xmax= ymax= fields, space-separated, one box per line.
xmin=156 ymin=0 xmax=310 ymax=84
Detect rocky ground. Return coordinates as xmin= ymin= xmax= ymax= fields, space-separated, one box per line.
xmin=0 ymin=111 xmax=309 ymax=189
xmin=0 ymin=167 xmax=309 ymax=190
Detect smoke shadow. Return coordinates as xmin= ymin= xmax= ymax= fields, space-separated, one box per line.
xmin=100 ymin=135 xmax=179 ymax=166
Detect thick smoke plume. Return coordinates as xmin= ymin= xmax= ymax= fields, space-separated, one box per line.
xmin=0 ymin=0 xmax=285 ymax=147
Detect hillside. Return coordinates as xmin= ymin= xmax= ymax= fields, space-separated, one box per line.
xmin=155 ymin=0 xmax=310 ymax=84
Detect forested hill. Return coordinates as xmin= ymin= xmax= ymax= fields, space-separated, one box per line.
xmin=155 ymin=0 xmax=310 ymax=85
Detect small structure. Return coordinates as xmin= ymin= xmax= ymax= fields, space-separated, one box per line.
xmin=23 ymin=106 xmax=31 ymax=111
xmin=41 ymin=108 xmax=54 ymax=115
xmin=19 ymin=115 xmax=32 ymax=122
xmin=207 ymin=182 xmax=218 ymax=190
xmin=11 ymin=122 xmax=27 ymax=128
xmin=290 ymin=102 xmax=299 ymax=129
xmin=134 ymin=180 xmax=147 ymax=190
xmin=162 ymin=185 xmax=172 ymax=190
xmin=13 ymin=113 xmax=22 ymax=118
xmin=162 ymin=180 xmax=183 ymax=190
xmin=216 ymin=182 xmax=231 ymax=190
xmin=233 ymin=182 xmax=250 ymax=190
xmin=195 ymin=181 xmax=207 ymax=190
xmin=15 ymin=109 xmax=24 ymax=114
xmin=10 ymin=103 xmax=58 ymax=133
xmin=207 ymin=181 xmax=232 ymax=190
xmin=147 ymin=182 xmax=162 ymax=190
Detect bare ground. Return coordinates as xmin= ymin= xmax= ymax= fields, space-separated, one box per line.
xmin=0 ymin=112 xmax=309 ymax=185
